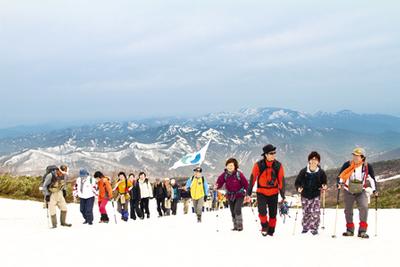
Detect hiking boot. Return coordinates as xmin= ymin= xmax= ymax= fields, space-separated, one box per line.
xmin=60 ymin=211 xmax=72 ymax=227
xmin=261 ymin=227 xmax=268 ymax=236
xmin=237 ymin=224 xmax=243 ymax=232
xmin=342 ymin=230 xmax=354 ymax=237
xmin=302 ymin=229 xmax=309 ymax=234
xmin=51 ymin=215 xmax=57 ymax=229
xmin=358 ymin=232 xmax=369 ymax=239
xmin=267 ymin=228 xmax=275 ymax=236
xmin=311 ymin=230 xmax=319 ymax=236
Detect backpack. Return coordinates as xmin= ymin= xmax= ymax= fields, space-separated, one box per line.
xmin=40 ymin=165 xmax=58 ymax=191
xmin=256 ymin=160 xmax=281 ymax=189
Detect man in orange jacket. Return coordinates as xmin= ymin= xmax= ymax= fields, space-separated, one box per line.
xmin=245 ymin=144 xmax=286 ymax=236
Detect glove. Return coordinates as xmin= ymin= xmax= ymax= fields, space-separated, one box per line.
xmin=63 ymin=190 xmax=67 ymax=198
xmin=297 ymin=187 xmax=303 ymax=193
xmin=45 ymin=195 xmax=50 ymax=202
xmin=373 ymin=191 xmax=379 ymax=197
xmin=204 ymin=196 xmax=207 ymax=202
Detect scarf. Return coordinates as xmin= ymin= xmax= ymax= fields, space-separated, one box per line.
xmin=339 ymin=161 xmax=363 ymax=182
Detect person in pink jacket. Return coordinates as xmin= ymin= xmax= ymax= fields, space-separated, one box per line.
xmin=215 ymin=158 xmax=249 ymax=231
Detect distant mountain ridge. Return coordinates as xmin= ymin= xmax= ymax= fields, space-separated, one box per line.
xmin=1 ymin=107 xmax=400 ymax=178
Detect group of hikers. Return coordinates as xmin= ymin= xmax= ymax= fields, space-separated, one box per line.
xmin=41 ymin=144 xmax=378 ymax=239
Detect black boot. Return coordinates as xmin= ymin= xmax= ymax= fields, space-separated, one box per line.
xmin=358 ymin=231 xmax=369 ymax=239
xmin=343 ymin=229 xmax=354 ymax=237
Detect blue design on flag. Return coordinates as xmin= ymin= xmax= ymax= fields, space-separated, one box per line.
xmin=169 ymin=140 xmax=211 ymax=170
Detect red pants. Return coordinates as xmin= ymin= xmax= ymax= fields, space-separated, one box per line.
xmin=99 ymin=198 xmax=109 ymax=215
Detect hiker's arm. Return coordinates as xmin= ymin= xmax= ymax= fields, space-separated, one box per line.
xmin=321 ymin=170 xmax=328 ymax=187
xmin=278 ymin=165 xmax=286 ymax=200
xmin=294 ymin=169 xmax=303 ymax=191
xmin=239 ymin=172 xmax=249 ymax=192
xmin=337 ymin=162 xmax=349 ymax=185
xmin=204 ymin=179 xmax=209 ymax=196
xmin=247 ymin=164 xmax=259 ymax=196
xmin=367 ymin=164 xmax=377 ymax=192
xmin=185 ymin=178 xmax=191 ymax=191
xmin=215 ymin=173 xmax=225 ymax=189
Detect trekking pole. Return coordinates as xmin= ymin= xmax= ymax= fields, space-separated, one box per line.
xmin=249 ymin=199 xmax=258 ymax=223
xmin=216 ymin=204 xmax=220 ymax=233
xmin=332 ymin=188 xmax=341 ymax=238
xmin=321 ymin=189 xmax=326 ymax=230
xmin=375 ymin=195 xmax=378 ymax=237
xmin=111 ymin=200 xmax=118 ymax=224
xmin=45 ymin=201 xmax=51 ymax=228
xmin=292 ymin=195 xmax=301 ymax=236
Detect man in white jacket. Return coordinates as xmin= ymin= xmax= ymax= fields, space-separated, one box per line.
xmin=73 ymin=169 xmax=97 ymax=225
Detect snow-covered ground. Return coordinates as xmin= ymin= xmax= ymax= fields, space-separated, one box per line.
xmin=0 ymin=198 xmax=398 ymax=267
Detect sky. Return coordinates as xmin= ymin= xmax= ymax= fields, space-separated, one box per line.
xmin=1 ymin=0 xmax=399 ymax=128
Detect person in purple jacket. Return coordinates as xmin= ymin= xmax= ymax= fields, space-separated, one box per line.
xmin=214 ymin=158 xmax=249 ymax=231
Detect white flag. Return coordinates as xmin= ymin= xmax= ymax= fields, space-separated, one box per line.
xmin=169 ymin=140 xmax=211 ymax=170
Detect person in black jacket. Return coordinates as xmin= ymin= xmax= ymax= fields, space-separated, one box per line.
xmin=295 ymin=151 xmax=327 ymax=235
xmin=153 ymin=178 xmax=167 ymax=217
xmin=129 ymin=173 xmax=143 ymax=220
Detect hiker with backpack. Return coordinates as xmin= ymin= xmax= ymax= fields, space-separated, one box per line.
xmin=42 ymin=165 xmax=72 ymax=228
xmin=129 ymin=173 xmax=143 ymax=220
xmin=337 ymin=147 xmax=378 ymax=239
xmin=214 ymin=158 xmax=249 ymax=231
xmin=138 ymin=172 xmax=153 ymax=219
xmin=94 ymin=171 xmax=114 ymax=223
xmin=171 ymin=179 xmax=180 ymax=215
xmin=73 ymin=169 xmax=97 ymax=225
xmin=114 ymin=172 xmax=132 ymax=222
xmin=164 ymin=178 xmax=172 ymax=216
xmin=185 ymin=167 xmax=209 ymax=223
xmin=294 ymin=151 xmax=328 ymax=235
xmin=180 ymin=183 xmax=191 ymax=214
xmin=245 ymin=144 xmax=286 ymax=236
xmin=153 ymin=178 xmax=167 ymax=217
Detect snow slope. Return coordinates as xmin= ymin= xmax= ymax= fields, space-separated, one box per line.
xmin=0 ymin=198 xmax=398 ymax=267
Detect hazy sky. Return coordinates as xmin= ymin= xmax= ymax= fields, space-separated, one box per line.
xmin=1 ymin=0 xmax=399 ymax=128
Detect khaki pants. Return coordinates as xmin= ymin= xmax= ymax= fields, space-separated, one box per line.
xmin=183 ymin=198 xmax=190 ymax=214
xmin=192 ymin=198 xmax=204 ymax=217
xmin=48 ymin=191 xmax=67 ymax=216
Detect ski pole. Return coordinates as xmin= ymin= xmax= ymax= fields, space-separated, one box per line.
xmin=375 ymin=195 xmax=378 ymax=237
xmin=322 ymin=189 xmax=326 ymax=230
xmin=332 ymin=188 xmax=341 ymax=238
xmin=111 ymin=200 xmax=118 ymax=224
xmin=292 ymin=195 xmax=301 ymax=236
xmin=45 ymin=201 xmax=51 ymax=228
xmin=216 ymin=205 xmax=220 ymax=232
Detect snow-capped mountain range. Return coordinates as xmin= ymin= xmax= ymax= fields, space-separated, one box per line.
xmin=1 ymin=107 xmax=400 ymax=179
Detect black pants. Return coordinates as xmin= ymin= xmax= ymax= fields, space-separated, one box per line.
xmin=171 ymin=199 xmax=179 ymax=215
xmin=80 ymin=197 xmax=95 ymax=224
xmin=156 ymin=198 xmax=166 ymax=216
xmin=130 ymin=198 xmax=143 ymax=219
xmin=140 ymin=197 xmax=150 ymax=217
xmin=257 ymin=193 xmax=278 ymax=232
